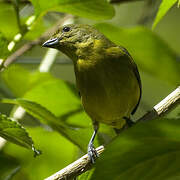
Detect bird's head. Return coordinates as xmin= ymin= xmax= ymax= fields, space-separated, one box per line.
xmin=42 ymin=24 xmax=111 ymax=61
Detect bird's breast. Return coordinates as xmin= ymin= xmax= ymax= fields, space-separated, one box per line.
xmin=74 ymin=56 xmax=140 ymax=128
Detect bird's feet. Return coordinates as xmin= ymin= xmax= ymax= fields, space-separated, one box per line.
xmin=88 ymin=143 xmax=99 ymax=164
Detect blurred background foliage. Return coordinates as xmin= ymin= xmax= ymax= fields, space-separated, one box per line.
xmin=0 ymin=0 xmax=179 ymax=179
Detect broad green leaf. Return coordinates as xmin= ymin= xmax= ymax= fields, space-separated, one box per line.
xmin=1 ymin=66 xmax=55 ymax=97
xmin=95 ymin=23 xmax=180 ymax=85
xmin=0 ymin=3 xmax=18 ymax=38
xmin=2 ymin=65 xmax=31 ymax=97
xmin=24 ymin=79 xmax=80 ymax=117
xmin=29 ymin=0 xmax=115 ymax=20
xmin=0 ymin=153 xmax=20 ymax=180
xmin=3 ymin=127 xmax=77 ymax=180
xmin=0 ymin=31 xmax=9 ymax=60
xmin=0 ymin=113 xmax=39 ymax=156
xmin=91 ymin=118 xmax=180 ymax=180
xmin=153 ymin=0 xmax=178 ymax=29
xmin=0 ymin=98 xmax=93 ymax=152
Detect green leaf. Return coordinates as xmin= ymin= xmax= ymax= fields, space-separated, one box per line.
xmin=1 ymin=66 xmax=55 ymax=97
xmin=29 ymin=0 xmax=115 ymax=20
xmin=0 ymin=3 xmax=19 ymax=38
xmin=0 ymin=31 xmax=9 ymax=60
xmin=2 ymin=65 xmax=31 ymax=97
xmin=0 ymin=98 xmax=93 ymax=152
xmin=91 ymin=118 xmax=180 ymax=180
xmin=0 ymin=113 xmax=39 ymax=156
xmin=3 ymin=127 xmax=78 ymax=180
xmin=24 ymin=78 xmax=80 ymax=117
xmin=95 ymin=23 xmax=180 ymax=85
xmin=153 ymin=0 xmax=178 ymax=29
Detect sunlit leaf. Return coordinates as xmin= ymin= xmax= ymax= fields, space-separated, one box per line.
xmin=29 ymin=0 xmax=115 ymax=20
xmin=91 ymin=118 xmax=180 ymax=180
xmin=0 ymin=98 xmax=93 ymax=152
xmin=153 ymin=0 xmax=178 ymax=29
xmin=3 ymin=127 xmax=77 ymax=180
xmin=0 ymin=3 xmax=18 ymax=38
xmin=96 ymin=23 xmax=180 ymax=85
xmin=0 ymin=113 xmax=39 ymax=156
xmin=24 ymin=77 xmax=80 ymax=117
xmin=1 ymin=66 xmax=55 ymax=97
xmin=2 ymin=65 xmax=31 ymax=97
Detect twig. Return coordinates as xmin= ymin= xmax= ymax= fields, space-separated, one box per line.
xmin=45 ymin=146 xmax=105 ymax=180
xmin=45 ymin=86 xmax=180 ymax=180
xmin=3 ymin=14 xmax=73 ymax=68
xmin=138 ymin=86 xmax=180 ymax=122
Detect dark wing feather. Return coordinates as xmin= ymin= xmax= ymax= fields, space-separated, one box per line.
xmin=120 ymin=47 xmax=142 ymax=115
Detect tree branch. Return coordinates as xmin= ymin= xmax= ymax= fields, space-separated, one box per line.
xmin=45 ymin=146 xmax=104 ymax=180
xmin=45 ymin=86 xmax=180 ymax=180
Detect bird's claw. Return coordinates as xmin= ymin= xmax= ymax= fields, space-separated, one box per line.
xmin=88 ymin=144 xmax=99 ymax=164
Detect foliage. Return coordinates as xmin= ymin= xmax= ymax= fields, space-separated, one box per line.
xmin=153 ymin=0 xmax=179 ymax=29
xmin=0 ymin=0 xmax=179 ymax=179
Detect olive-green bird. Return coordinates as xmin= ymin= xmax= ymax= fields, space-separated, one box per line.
xmin=42 ymin=24 xmax=141 ymax=163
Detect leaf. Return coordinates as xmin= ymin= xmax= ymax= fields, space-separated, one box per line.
xmin=29 ymin=0 xmax=115 ymax=20
xmin=95 ymin=23 xmax=180 ymax=85
xmin=0 ymin=98 xmax=93 ymax=152
xmin=0 ymin=3 xmax=19 ymax=38
xmin=91 ymin=118 xmax=180 ymax=180
xmin=153 ymin=0 xmax=178 ymax=29
xmin=2 ymin=65 xmax=31 ymax=97
xmin=3 ymin=127 xmax=78 ymax=180
xmin=0 ymin=113 xmax=40 ymax=156
xmin=24 ymin=78 xmax=80 ymax=117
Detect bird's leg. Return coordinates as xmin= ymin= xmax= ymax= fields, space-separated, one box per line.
xmin=88 ymin=121 xmax=99 ymax=164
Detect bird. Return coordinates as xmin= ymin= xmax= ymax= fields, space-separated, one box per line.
xmin=42 ymin=24 xmax=142 ymax=163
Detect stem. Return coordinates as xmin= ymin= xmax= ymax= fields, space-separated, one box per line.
xmin=45 ymin=146 xmax=105 ymax=180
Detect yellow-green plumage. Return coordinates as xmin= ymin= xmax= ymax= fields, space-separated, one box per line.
xmin=43 ymin=24 xmax=141 ymax=162
xmin=75 ymin=42 xmax=140 ymax=129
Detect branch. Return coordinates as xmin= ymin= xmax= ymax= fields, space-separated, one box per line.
xmin=3 ymin=14 xmax=73 ymax=68
xmin=45 ymin=146 xmax=104 ymax=180
xmin=45 ymin=86 xmax=180 ymax=180
xmin=138 ymin=86 xmax=180 ymax=122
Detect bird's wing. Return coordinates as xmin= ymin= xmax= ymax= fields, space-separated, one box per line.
xmin=120 ymin=47 xmax=142 ymax=115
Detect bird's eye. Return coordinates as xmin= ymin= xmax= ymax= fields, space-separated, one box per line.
xmin=62 ymin=26 xmax=71 ymax=32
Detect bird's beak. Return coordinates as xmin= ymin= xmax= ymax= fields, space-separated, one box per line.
xmin=42 ymin=38 xmax=59 ymax=48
